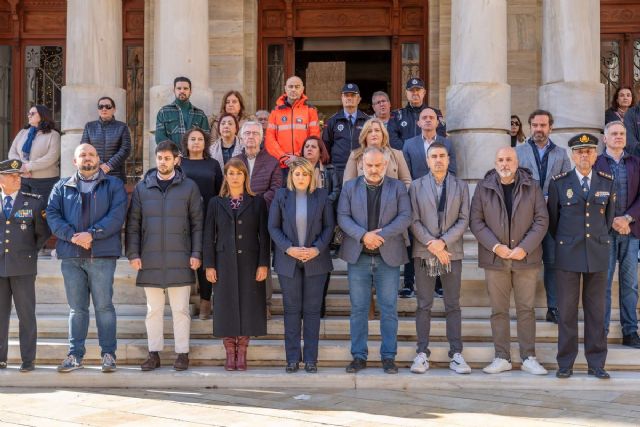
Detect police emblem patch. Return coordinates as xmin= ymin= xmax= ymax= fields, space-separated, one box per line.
xmin=281 ymin=116 xmax=287 ymax=122
xmin=10 ymin=160 xmax=19 ymax=169
xmin=401 ymin=121 xmax=407 ymax=127
xmin=566 ymin=189 xmax=573 ymax=199
xmin=412 ymin=79 xmax=418 ymax=85
xmin=348 ymin=84 xmax=353 ymax=89
xmin=337 ymin=124 xmax=344 ymax=132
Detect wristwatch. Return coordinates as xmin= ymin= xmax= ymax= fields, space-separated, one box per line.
xmin=624 ymin=214 xmax=634 ymax=223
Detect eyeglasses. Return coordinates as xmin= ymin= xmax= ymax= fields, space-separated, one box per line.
xmin=27 ymin=111 xmax=38 ymax=117
xmin=242 ymin=131 xmax=261 ymax=136
xmin=511 ymin=121 xmax=520 ymax=126
xmin=98 ymin=104 xmax=113 ymax=110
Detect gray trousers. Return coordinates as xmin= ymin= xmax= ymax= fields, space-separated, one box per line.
xmin=415 ymin=259 xmax=462 ymax=358
xmin=0 ymin=275 xmax=37 ymax=363
xmin=484 ymin=267 xmax=539 ymax=361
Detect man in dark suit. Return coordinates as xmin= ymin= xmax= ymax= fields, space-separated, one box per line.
xmin=548 ymin=133 xmax=616 ymax=379
xmin=0 ymin=159 xmax=50 ymax=372
xmin=338 ymin=146 xmax=412 ymax=375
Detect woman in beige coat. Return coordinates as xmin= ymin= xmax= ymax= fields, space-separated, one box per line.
xmin=342 ymin=117 xmax=412 ymax=188
xmin=9 ymin=104 xmax=60 ymax=200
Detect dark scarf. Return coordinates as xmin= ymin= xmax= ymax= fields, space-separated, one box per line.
xmin=21 ymin=126 xmax=38 ymax=160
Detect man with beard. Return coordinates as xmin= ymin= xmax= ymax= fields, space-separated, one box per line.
xmin=46 ymin=144 xmax=128 ymax=373
xmin=387 ymin=78 xmax=446 ymax=150
xmin=515 ymin=110 xmax=571 ymax=324
xmin=155 ymin=76 xmax=210 ymax=147
xmin=470 ymin=147 xmax=549 ymax=376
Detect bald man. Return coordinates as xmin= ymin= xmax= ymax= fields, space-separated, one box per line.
xmin=469 ymin=147 xmax=549 ymax=376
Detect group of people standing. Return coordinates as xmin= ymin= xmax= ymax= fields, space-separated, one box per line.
xmin=1 ymin=73 xmax=638 ymax=381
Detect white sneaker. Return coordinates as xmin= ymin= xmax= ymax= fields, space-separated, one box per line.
xmin=410 ymin=352 xmax=429 ymax=374
xmin=449 ymin=353 xmax=471 ymax=374
xmin=482 ymin=357 xmax=512 ymax=374
xmin=521 ymin=356 xmax=548 ymax=375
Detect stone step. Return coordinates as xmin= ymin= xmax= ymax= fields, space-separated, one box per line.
xmin=2 ymin=367 xmax=640 ymax=391
xmin=6 ymin=338 xmax=639 ymax=370
xmin=32 ymin=303 xmax=195 ymax=316
xmin=9 ymin=314 xmax=626 ymax=341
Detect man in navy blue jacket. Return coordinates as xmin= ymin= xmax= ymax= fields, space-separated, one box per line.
xmin=46 ymin=144 xmax=128 ymax=374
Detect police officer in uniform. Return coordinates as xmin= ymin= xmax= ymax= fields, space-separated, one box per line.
xmin=0 ymin=159 xmax=50 ymax=372
xmin=322 ymin=83 xmax=369 ymax=183
xmin=548 ymin=134 xmax=615 ymax=379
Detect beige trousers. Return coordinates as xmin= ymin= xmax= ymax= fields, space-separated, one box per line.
xmin=144 ymin=286 xmax=191 ymax=353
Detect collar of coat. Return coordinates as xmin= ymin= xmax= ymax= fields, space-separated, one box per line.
xmin=481 ymin=167 xmax=535 ymax=193
xmin=64 ymin=169 xmax=108 ymax=188
xmin=143 ymin=165 xmax=186 ymax=190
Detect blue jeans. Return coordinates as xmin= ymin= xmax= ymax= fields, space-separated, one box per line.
xmin=348 ymin=254 xmax=399 ymax=361
xmin=605 ymin=232 xmax=639 ymax=336
xmin=61 ymin=258 xmax=117 ymax=358
xmin=542 ymin=232 xmax=557 ymax=309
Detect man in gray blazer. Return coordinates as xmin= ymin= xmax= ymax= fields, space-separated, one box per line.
xmin=408 ymin=143 xmax=470 ymax=374
xmin=338 ymin=146 xmax=412 ymax=375
xmin=515 ymin=109 xmax=571 ymax=324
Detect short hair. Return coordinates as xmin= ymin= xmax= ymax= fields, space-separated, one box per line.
xmin=218 ymin=90 xmax=247 ymax=119
xmin=610 ymin=86 xmax=636 ymax=111
xmin=426 ymin=142 xmax=449 ymax=157
xmin=217 ymin=113 xmax=239 ymax=139
xmin=286 ymin=158 xmax=318 ymax=193
xmin=371 ymin=91 xmax=390 ymax=102
xmin=156 ymin=140 xmax=180 ymax=157
xmin=604 ymin=120 xmax=626 ymax=135
xmin=355 ymin=118 xmax=390 ymax=159
xmin=181 ymin=127 xmax=212 ymax=159
xmin=219 ymin=157 xmax=255 ymax=197
xmin=239 ymin=120 xmax=263 ymax=142
xmin=97 ymin=96 xmax=116 ymax=109
xmin=302 ymin=136 xmax=330 ymax=165
xmin=174 ymin=76 xmax=192 ymax=88
xmin=528 ymin=109 xmax=554 ymax=126
xmin=255 ymin=109 xmax=269 ymax=117
xmin=362 ymin=145 xmax=389 ymax=161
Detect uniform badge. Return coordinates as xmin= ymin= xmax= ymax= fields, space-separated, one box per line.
xmin=348 ymin=84 xmax=354 ymax=89
xmin=600 ymin=208 xmax=605 ymax=215
xmin=595 ymin=191 xmax=610 ymax=197
xmin=296 ymin=117 xmax=303 ymax=123
xmin=412 ymin=79 xmax=418 ymax=85
xmin=401 ymin=121 xmax=407 ymax=127
xmin=566 ymin=189 xmax=573 ymax=199
xmin=20 ymin=224 xmax=26 ymax=231
xmin=337 ymin=124 xmax=344 ymax=132
xmin=23 ymin=201 xmax=28 ymax=206
xmin=11 ymin=160 xmax=19 ymax=169
xmin=281 ymin=116 xmax=287 ymax=122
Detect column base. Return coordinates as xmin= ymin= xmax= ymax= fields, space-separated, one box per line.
xmin=446 ymin=83 xmax=511 ymax=131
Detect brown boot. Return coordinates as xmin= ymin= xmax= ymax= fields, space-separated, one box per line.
xmin=199 ymin=298 xmax=212 ymax=320
xmin=140 ymin=351 xmax=160 ymax=371
xmin=236 ymin=336 xmax=250 ymax=371
xmin=174 ymin=353 xmax=189 ymax=371
xmin=223 ymin=337 xmax=237 ymax=371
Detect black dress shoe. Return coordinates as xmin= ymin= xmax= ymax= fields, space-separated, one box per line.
xmin=546 ymin=308 xmax=559 ymax=324
xmin=346 ymin=358 xmax=367 ymax=373
xmin=588 ymin=367 xmax=610 ymax=379
xmin=556 ymin=367 xmax=573 ymax=378
xmin=622 ymin=332 xmax=640 ymax=349
xmin=285 ymin=362 xmax=299 ymax=373
xmin=0 ymin=361 xmax=6 ymax=369
xmin=19 ymin=362 xmax=35 ymax=372
xmin=304 ymin=362 xmax=318 ymax=373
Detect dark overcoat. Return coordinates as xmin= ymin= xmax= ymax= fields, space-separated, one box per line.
xmin=203 ymin=194 xmax=270 ymax=337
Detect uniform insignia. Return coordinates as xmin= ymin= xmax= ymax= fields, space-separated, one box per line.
xmin=348 ymin=84 xmax=353 ymax=89
xmin=552 ymin=171 xmax=568 ymax=180
xmin=15 ymin=209 xmax=33 ymax=218
xmin=412 ymin=79 xmax=418 ymax=85
xmin=600 ymin=208 xmax=605 ymax=215
xmin=281 ymin=116 xmax=287 ymax=122
xmin=10 ymin=160 xmax=19 ymax=169
xmin=337 ymin=124 xmax=344 ymax=132
xmin=597 ymin=171 xmax=614 ymax=180
xmin=20 ymin=224 xmax=26 ymax=231
xmin=401 ymin=121 xmax=407 ymax=127
xmin=41 ymin=210 xmax=46 ymax=219
xmin=566 ymin=189 xmax=573 ymax=199
xmin=21 ymin=192 xmax=42 ymax=199
xmin=23 ymin=201 xmax=28 ymax=206
xmin=296 ymin=117 xmax=303 ymax=123
xmin=595 ymin=191 xmax=610 ymax=197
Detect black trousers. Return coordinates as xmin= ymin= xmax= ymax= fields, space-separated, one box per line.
xmin=0 ymin=275 xmax=37 ymax=363
xmin=556 ymin=270 xmax=608 ymax=369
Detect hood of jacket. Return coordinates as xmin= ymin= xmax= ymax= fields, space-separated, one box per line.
xmin=275 ymin=93 xmax=310 ymax=109
xmin=481 ymin=167 xmax=535 ymax=193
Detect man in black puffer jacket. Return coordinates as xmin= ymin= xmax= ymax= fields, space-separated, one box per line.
xmin=81 ymin=96 xmax=131 ymax=182
xmin=126 ymin=140 xmax=203 ymax=372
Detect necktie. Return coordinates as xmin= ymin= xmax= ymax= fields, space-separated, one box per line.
xmin=348 ymin=114 xmax=354 ymax=126
xmin=581 ymin=176 xmax=590 ymax=198
xmin=3 ymin=196 xmax=12 ymax=219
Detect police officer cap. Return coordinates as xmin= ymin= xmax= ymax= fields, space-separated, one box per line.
xmin=406 ymin=77 xmax=425 ymax=90
xmin=568 ymin=133 xmax=598 ymax=150
xmin=0 ymin=159 xmax=22 ymax=174
xmin=341 ymin=83 xmax=360 ymax=94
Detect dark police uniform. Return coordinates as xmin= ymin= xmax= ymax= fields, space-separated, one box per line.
xmin=0 ymin=159 xmax=50 ymax=369
xmin=547 ymin=134 xmax=615 ymax=377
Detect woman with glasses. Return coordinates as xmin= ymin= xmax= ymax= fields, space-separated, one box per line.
xmin=510 ymin=115 xmax=526 ymax=147
xmin=80 ymin=96 xmax=132 ymax=182
xmin=8 ymin=104 xmax=60 ymax=200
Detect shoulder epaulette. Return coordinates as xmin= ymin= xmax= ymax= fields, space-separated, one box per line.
xmin=597 ymin=171 xmax=614 ymax=180
xmin=552 ymin=171 xmax=569 ymax=181
xmin=21 ymin=192 xmax=42 ymax=199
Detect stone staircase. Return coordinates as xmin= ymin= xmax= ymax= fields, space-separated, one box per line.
xmin=6 ymin=257 xmax=640 ymax=372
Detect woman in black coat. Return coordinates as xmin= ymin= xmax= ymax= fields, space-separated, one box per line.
xmin=268 ymin=158 xmax=334 ymax=373
xmin=203 ymin=158 xmax=270 ymax=371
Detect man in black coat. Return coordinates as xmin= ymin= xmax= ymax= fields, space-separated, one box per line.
xmin=548 ymin=133 xmax=616 ymax=380
xmin=81 ymin=96 xmax=132 ymax=182
xmin=0 ymin=159 xmax=50 ymax=372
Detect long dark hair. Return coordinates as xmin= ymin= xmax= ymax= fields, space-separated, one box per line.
xmin=24 ymin=104 xmax=57 ymax=134
xmin=181 ymin=127 xmax=212 ymax=159
xmin=610 ymin=86 xmax=636 ymax=111
xmin=511 ymin=114 xmax=526 ymax=143
xmin=302 ymin=136 xmax=330 ymax=165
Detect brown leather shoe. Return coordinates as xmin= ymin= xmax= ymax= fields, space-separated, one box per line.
xmin=174 ymin=353 xmax=189 ymax=371
xmin=236 ymin=336 xmax=250 ymax=371
xmin=140 ymin=351 xmax=160 ymax=371
xmin=199 ymin=298 xmax=212 ymax=320
xmin=223 ymin=337 xmax=237 ymax=371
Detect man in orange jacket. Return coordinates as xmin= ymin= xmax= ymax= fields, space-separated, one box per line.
xmin=265 ymin=76 xmax=321 ymax=179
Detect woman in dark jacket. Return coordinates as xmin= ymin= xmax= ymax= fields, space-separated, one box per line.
xmin=302 ymin=136 xmax=340 ymax=317
xmin=268 ymin=158 xmax=334 ymax=373
xmin=605 ymin=86 xmax=635 ymax=124
xmin=203 ymin=158 xmax=270 ymax=371
xmin=180 ymin=127 xmax=223 ymax=320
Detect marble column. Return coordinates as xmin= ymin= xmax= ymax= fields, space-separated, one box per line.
xmin=539 ymin=0 xmax=604 ymax=148
xmin=148 ymin=0 xmax=213 ymax=164
xmin=61 ymin=0 xmax=126 ymax=177
xmin=445 ymin=0 xmax=510 ymax=180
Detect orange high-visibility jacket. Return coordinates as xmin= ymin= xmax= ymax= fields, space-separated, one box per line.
xmin=265 ymin=93 xmax=320 ymax=168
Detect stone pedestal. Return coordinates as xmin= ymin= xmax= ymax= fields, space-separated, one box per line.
xmin=61 ymin=0 xmax=126 ymax=177
xmin=446 ymin=0 xmax=511 ymax=180
xmin=148 ymin=0 xmax=213 ymax=166
xmin=539 ymin=0 xmax=604 ymax=148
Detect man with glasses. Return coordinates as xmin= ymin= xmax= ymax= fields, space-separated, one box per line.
xmin=372 ymin=91 xmax=393 ymax=126
xmin=81 ymin=97 xmax=132 ymax=182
